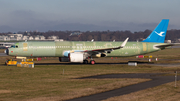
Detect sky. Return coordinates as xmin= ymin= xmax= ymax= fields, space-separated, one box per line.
xmin=0 ymin=0 xmax=179 ymax=32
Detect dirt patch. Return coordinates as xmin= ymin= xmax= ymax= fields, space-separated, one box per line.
xmin=0 ymin=90 xmax=12 ymax=94
xmin=26 ymin=96 xmax=61 ymax=101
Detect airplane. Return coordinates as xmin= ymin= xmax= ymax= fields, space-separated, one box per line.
xmin=69 ymin=32 xmax=82 ymax=36
xmin=5 ymin=19 xmax=175 ymax=64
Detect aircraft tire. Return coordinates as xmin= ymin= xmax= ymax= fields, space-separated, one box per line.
xmin=90 ymin=60 xmax=95 ymax=65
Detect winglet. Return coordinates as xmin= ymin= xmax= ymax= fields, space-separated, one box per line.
xmin=120 ymin=37 xmax=129 ymax=48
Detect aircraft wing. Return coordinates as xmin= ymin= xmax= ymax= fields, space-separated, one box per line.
xmin=83 ymin=38 xmax=129 ymax=55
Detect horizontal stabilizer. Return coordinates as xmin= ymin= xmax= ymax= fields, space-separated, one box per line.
xmin=155 ymin=43 xmax=180 ymax=48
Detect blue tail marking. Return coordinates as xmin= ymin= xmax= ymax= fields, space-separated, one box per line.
xmin=142 ymin=19 xmax=169 ymax=43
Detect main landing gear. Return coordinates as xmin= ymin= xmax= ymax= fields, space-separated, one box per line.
xmin=83 ymin=56 xmax=96 ymax=65
xmin=90 ymin=60 xmax=95 ymax=65
xmin=83 ymin=59 xmax=96 ymax=65
xmin=90 ymin=57 xmax=95 ymax=65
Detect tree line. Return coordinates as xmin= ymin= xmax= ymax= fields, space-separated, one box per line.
xmin=0 ymin=29 xmax=180 ymax=42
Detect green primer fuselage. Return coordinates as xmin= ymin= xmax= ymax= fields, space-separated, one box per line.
xmin=9 ymin=41 xmax=164 ymax=57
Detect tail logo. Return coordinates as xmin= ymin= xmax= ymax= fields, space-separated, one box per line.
xmin=154 ymin=31 xmax=165 ymax=37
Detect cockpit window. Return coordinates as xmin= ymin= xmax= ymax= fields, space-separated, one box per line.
xmin=11 ymin=45 xmax=15 ymax=48
xmin=11 ymin=45 xmax=18 ymax=48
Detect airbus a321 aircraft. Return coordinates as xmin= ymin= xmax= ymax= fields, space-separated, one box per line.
xmin=5 ymin=19 xmax=175 ymax=64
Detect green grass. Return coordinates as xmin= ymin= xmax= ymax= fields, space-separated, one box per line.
xmin=0 ymin=65 xmax=152 ymax=101
xmin=0 ymin=48 xmax=180 ymax=100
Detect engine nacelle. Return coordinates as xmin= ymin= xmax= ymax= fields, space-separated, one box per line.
xmin=69 ymin=53 xmax=84 ymax=63
xmin=59 ymin=53 xmax=85 ymax=63
xmin=92 ymin=53 xmax=107 ymax=58
xmin=101 ymin=53 xmax=107 ymax=57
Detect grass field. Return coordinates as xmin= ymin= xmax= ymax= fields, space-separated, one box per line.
xmin=0 ymin=48 xmax=180 ymax=101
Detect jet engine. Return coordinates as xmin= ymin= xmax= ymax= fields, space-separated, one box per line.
xmin=59 ymin=52 xmax=86 ymax=63
xmin=69 ymin=53 xmax=84 ymax=63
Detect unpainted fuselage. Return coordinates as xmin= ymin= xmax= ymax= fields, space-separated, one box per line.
xmin=8 ymin=41 xmax=164 ymax=57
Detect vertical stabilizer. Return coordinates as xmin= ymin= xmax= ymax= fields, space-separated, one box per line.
xmin=142 ymin=19 xmax=169 ymax=43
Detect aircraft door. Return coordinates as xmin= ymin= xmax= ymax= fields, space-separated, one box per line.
xmin=21 ymin=42 xmax=29 ymax=56
xmin=22 ymin=42 xmax=33 ymax=56
xmin=23 ymin=43 xmax=28 ymax=51
xmin=142 ymin=43 xmax=147 ymax=52
xmin=147 ymin=43 xmax=151 ymax=52
xmin=142 ymin=43 xmax=151 ymax=53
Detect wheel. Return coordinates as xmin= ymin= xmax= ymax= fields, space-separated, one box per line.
xmin=83 ymin=60 xmax=88 ymax=64
xmin=90 ymin=60 xmax=95 ymax=65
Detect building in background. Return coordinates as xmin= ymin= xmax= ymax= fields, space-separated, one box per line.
xmin=0 ymin=33 xmax=61 ymax=41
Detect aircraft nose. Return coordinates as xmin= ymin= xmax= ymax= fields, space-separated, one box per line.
xmin=4 ymin=48 xmax=9 ymax=55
